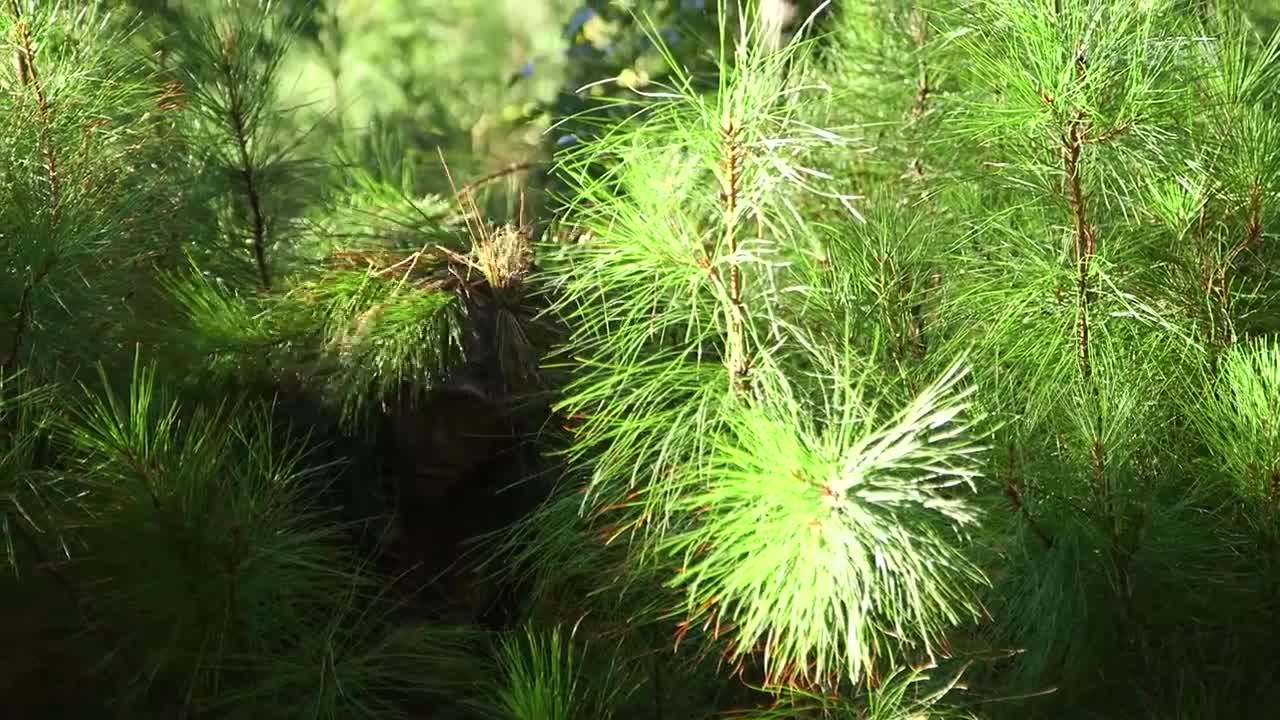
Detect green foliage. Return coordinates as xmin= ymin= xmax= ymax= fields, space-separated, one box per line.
xmin=0 ymin=1 xmax=186 ymax=379
xmin=471 ymin=624 xmax=625 ymax=720
xmin=735 ymin=662 xmax=976 ymax=719
xmin=543 ymin=3 xmax=990 ymax=697
xmin=64 ymin=360 xmax=351 ymax=709
xmin=660 ymin=361 xmax=988 ymax=688
xmin=160 ymin=257 xmax=466 ymax=425
xmin=53 ymin=357 xmax=466 ymax=717
xmin=288 ymin=267 xmax=464 ymax=422
xmin=0 ymin=376 xmax=61 ymax=574
xmin=1196 ymin=337 xmax=1280 ymax=530
xmin=153 ymin=0 xmax=322 ymax=288
xmin=6 ymin=0 xmax=1280 ymax=718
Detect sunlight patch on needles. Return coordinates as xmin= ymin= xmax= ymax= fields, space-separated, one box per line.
xmin=299 ymin=268 xmax=463 ymax=423
xmin=1196 ymin=337 xmax=1280 ymax=527
xmin=476 ymin=625 xmax=603 ymax=720
xmin=734 ymin=660 xmax=976 ymax=719
xmin=660 ymin=359 xmax=988 ymax=688
xmin=542 ymin=1 xmax=987 ymax=696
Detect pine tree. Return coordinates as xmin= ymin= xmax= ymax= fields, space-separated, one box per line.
xmin=4 ymin=1 xmax=1280 ymax=718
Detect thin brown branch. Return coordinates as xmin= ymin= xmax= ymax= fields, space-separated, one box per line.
xmin=1060 ymin=48 xmax=1113 ymax=517
xmin=455 ymin=160 xmax=538 ymax=198
xmin=1222 ymin=183 xmax=1264 ymax=291
xmin=4 ymin=4 xmax=61 ymax=373
xmin=1003 ymin=445 xmax=1053 ymax=549
xmin=1085 ymin=121 xmax=1129 ymax=145
xmin=1004 ymin=481 xmax=1054 ymax=550
xmin=1244 ymin=183 xmax=1264 ymax=254
xmin=905 ymin=7 xmax=930 ymax=181
xmin=1061 ymin=45 xmax=1133 ymax=648
xmin=721 ymin=118 xmax=750 ymax=392
xmin=1064 ymin=52 xmax=1096 ymax=383
xmin=1091 ymin=437 xmax=1108 ymax=505
xmin=217 ymin=35 xmax=271 ymax=291
xmin=1209 ymin=184 xmax=1264 ymax=349
xmin=909 ymin=8 xmax=930 ymax=124
xmin=3 ymin=284 xmax=34 ymax=373
xmin=12 ymin=14 xmax=59 ymax=216
xmin=723 ymin=121 xmax=742 ymax=308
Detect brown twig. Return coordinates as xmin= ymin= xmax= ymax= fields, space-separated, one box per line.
xmin=906 ymin=8 xmax=931 ymax=181
xmin=721 ymin=118 xmax=751 ymax=393
xmin=455 ymin=160 xmax=538 ymax=199
xmin=1084 ymin=121 xmax=1129 ymax=145
xmin=3 ymin=284 xmax=35 ymax=374
xmin=1064 ymin=105 xmax=1096 ymax=382
xmin=1215 ymin=184 xmax=1264 ymax=321
xmin=4 ymin=2 xmax=61 ymax=373
xmin=1004 ymin=481 xmax=1054 ymax=550
xmin=1003 ymin=446 xmax=1053 ymax=549
xmin=1061 ymin=48 xmax=1114 ymax=509
xmin=909 ymin=8 xmax=930 ymax=125
xmin=216 ymin=32 xmax=272 ymax=291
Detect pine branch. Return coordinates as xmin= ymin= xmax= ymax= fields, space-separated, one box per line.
xmin=3 ymin=284 xmax=34 ymax=374
xmin=1003 ymin=446 xmax=1053 ymax=550
xmin=721 ymin=116 xmax=751 ymax=394
xmin=216 ymin=31 xmax=272 ymax=291
xmin=3 ymin=1 xmax=62 ymax=374
xmin=1212 ymin=182 xmax=1265 ymax=345
xmin=1004 ymin=481 xmax=1053 ymax=550
xmin=908 ymin=7 xmax=930 ymax=128
xmin=1062 ymin=49 xmax=1097 ymax=385
xmin=1054 ymin=47 xmax=1114 ymax=509
xmin=9 ymin=513 xmax=107 ymax=642
xmin=907 ymin=5 xmax=930 ymax=185
xmin=456 ymin=160 xmax=539 ymax=199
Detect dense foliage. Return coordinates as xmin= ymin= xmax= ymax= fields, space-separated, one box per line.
xmin=3 ymin=0 xmax=1280 ymax=718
